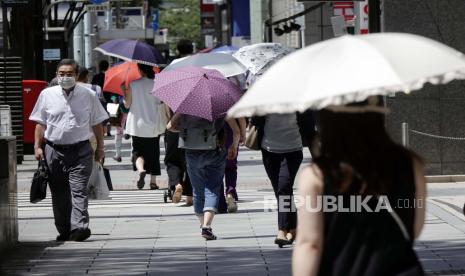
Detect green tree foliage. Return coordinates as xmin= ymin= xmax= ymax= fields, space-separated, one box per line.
xmin=158 ymin=0 xmax=201 ymax=51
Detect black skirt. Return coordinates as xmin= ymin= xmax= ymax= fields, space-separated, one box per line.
xmin=131 ymin=136 xmax=161 ymax=175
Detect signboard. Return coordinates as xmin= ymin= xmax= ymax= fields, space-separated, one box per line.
xmin=354 ymin=0 xmax=369 ymax=34
xmin=333 ymin=1 xmax=354 ymax=21
xmin=87 ymin=3 xmax=109 ymax=13
xmin=43 ymin=49 xmax=61 ymax=61
xmin=1 ymin=0 xmax=30 ymax=6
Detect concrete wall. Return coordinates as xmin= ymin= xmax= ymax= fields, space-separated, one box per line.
xmin=382 ymin=0 xmax=465 ymax=174
xmin=0 ymin=136 xmax=18 ymax=251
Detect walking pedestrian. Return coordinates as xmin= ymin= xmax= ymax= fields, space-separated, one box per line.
xmin=164 ymin=39 xmax=195 ymax=204
xmin=168 ymin=113 xmax=240 ymax=240
xmin=76 ymin=67 xmax=107 ymax=152
xmin=217 ymin=76 xmax=247 ymax=213
xmin=292 ymin=100 xmax=426 ymax=275
xmin=30 ymin=59 xmax=108 ymax=242
xmin=251 ymin=111 xmax=315 ymax=247
xmin=217 ymin=119 xmax=245 ymax=213
xmin=112 ymin=95 xmax=129 ymax=162
xmin=123 ymin=63 xmax=167 ymax=190
xmin=92 ymin=60 xmax=113 ymax=137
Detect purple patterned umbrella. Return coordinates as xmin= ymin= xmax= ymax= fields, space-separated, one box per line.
xmin=94 ymin=39 xmax=165 ymax=67
xmin=152 ymin=66 xmax=243 ymax=121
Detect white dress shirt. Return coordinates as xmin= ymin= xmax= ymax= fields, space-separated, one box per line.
xmin=125 ymin=77 xmax=167 ymax=138
xmin=29 ymin=84 xmax=109 ymax=145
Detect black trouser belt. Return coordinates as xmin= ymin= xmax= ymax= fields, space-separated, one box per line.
xmin=46 ymin=140 xmax=89 ymax=150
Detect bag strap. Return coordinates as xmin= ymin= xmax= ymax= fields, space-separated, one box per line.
xmin=388 ymin=207 xmax=411 ymax=241
xmin=376 ymin=195 xmax=411 ymax=241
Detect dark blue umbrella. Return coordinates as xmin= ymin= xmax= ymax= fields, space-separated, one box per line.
xmin=94 ymin=39 xmax=165 ymax=67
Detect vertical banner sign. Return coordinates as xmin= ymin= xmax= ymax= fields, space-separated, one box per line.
xmin=354 ymin=0 xmax=369 ymax=34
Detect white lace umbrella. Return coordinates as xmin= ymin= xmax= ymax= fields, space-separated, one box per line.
xmin=163 ymin=53 xmax=247 ymax=77
xmin=233 ymin=43 xmax=295 ymax=75
xmin=228 ymin=33 xmax=465 ymax=118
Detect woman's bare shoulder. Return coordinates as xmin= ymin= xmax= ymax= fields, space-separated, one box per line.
xmin=298 ymin=164 xmax=324 ymax=194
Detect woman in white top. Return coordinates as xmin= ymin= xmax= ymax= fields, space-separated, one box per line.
xmin=124 ymin=63 xmax=168 ymax=190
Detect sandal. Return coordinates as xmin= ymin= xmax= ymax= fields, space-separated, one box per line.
xmin=150 ymin=183 xmax=159 ymax=190
xmin=137 ymin=171 xmax=146 ymax=190
xmin=172 ymin=184 xmax=183 ymax=203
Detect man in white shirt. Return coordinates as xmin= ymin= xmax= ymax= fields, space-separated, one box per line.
xmin=30 ymin=59 xmax=108 ymax=242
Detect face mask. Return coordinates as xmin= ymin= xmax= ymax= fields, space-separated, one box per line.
xmin=58 ymin=76 xmax=76 ymax=89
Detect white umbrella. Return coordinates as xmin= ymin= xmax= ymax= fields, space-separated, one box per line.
xmin=228 ymin=33 xmax=465 ymax=118
xmin=233 ymin=43 xmax=295 ymax=75
xmin=163 ymin=53 xmax=247 ymax=77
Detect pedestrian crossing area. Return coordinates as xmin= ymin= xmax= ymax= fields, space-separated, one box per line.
xmin=17 ymin=189 xmax=275 ymax=211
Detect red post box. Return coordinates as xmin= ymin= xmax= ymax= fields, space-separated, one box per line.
xmin=22 ymin=80 xmax=48 ymax=149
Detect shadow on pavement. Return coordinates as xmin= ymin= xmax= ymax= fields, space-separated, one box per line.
xmin=0 ymin=243 xmax=292 ymax=275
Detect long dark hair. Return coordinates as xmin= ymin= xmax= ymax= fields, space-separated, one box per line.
xmin=314 ymin=109 xmax=421 ymax=195
xmin=137 ymin=63 xmax=155 ymax=79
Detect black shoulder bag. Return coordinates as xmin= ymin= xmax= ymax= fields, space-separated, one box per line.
xmin=30 ymin=159 xmax=49 ymax=203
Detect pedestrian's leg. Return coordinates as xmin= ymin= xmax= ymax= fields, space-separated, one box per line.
xmin=201 ymin=150 xmax=226 ymax=240
xmin=225 ymin=156 xmax=238 ymax=200
xmin=67 ymin=143 xmax=93 ymax=232
xmin=135 ymin=156 xmax=145 ymax=172
xmin=261 ymin=149 xmax=288 ymax=242
xmin=282 ymin=151 xmax=303 ymax=240
xmin=217 ymin=183 xmax=227 ymax=213
xmin=114 ymin=125 xmax=123 ymax=161
xmin=185 ymin=151 xmax=205 ymax=217
xmin=149 ymin=136 xmax=161 ymax=190
xmin=45 ymin=145 xmax=72 ymax=238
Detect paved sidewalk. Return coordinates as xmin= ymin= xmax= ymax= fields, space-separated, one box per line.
xmin=4 ymin=138 xmax=465 ymax=275
xmin=1 ymin=184 xmax=465 ymax=275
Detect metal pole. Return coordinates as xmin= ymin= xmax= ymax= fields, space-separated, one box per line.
xmin=368 ymin=0 xmax=381 ymax=33
xmin=401 ymin=122 xmax=409 ymax=147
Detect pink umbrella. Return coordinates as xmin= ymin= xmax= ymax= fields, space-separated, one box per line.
xmin=152 ymin=66 xmax=243 ymax=121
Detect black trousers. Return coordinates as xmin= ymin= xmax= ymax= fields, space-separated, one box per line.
xmin=164 ymin=131 xmax=192 ymax=196
xmin=261 ymin=149 xmax=303 ymax=231
xmin=45 ymin=141 xmax=93 ymax=236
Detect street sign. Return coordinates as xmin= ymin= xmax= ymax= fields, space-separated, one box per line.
xmin=87 ymin=3 xmax=109 ymax=13
xmin=43 ymin=49 xmax=61 ymax=61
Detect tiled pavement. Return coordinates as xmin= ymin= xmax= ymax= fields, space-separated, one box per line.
xmin=0 ymin=185 xmax=465 ymax=275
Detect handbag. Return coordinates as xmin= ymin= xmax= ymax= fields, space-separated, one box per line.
xmin=30 ymin=159 xmax=48 ymax=203
xmin=87 ymin=162 xmax=110 ymax=200
xmin=244 ymin=124 xmax=259 ymax=150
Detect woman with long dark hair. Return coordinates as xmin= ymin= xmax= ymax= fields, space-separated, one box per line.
xmin=124 ymin=63 xmax=168 ymax=190
xmin=293 ymin=99 xmax=426 ymax=275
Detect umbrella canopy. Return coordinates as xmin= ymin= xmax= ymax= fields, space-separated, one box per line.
xmin=211 ymin=45 xmax=239 ymax=54
xmin=233 ymin=43 xmax=295 ymax=75
xmin=103 ymin=62 xmax=141 ymax=96
xmin=94 ymin=39 xmax=165 ymax=67
xmin=163 ymin=53 xmax=247 ymax=77
xmin=152 ymin=66 xmax=243 ymax=121
xmin=228 ymin=33 xmax=465 ymax=118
